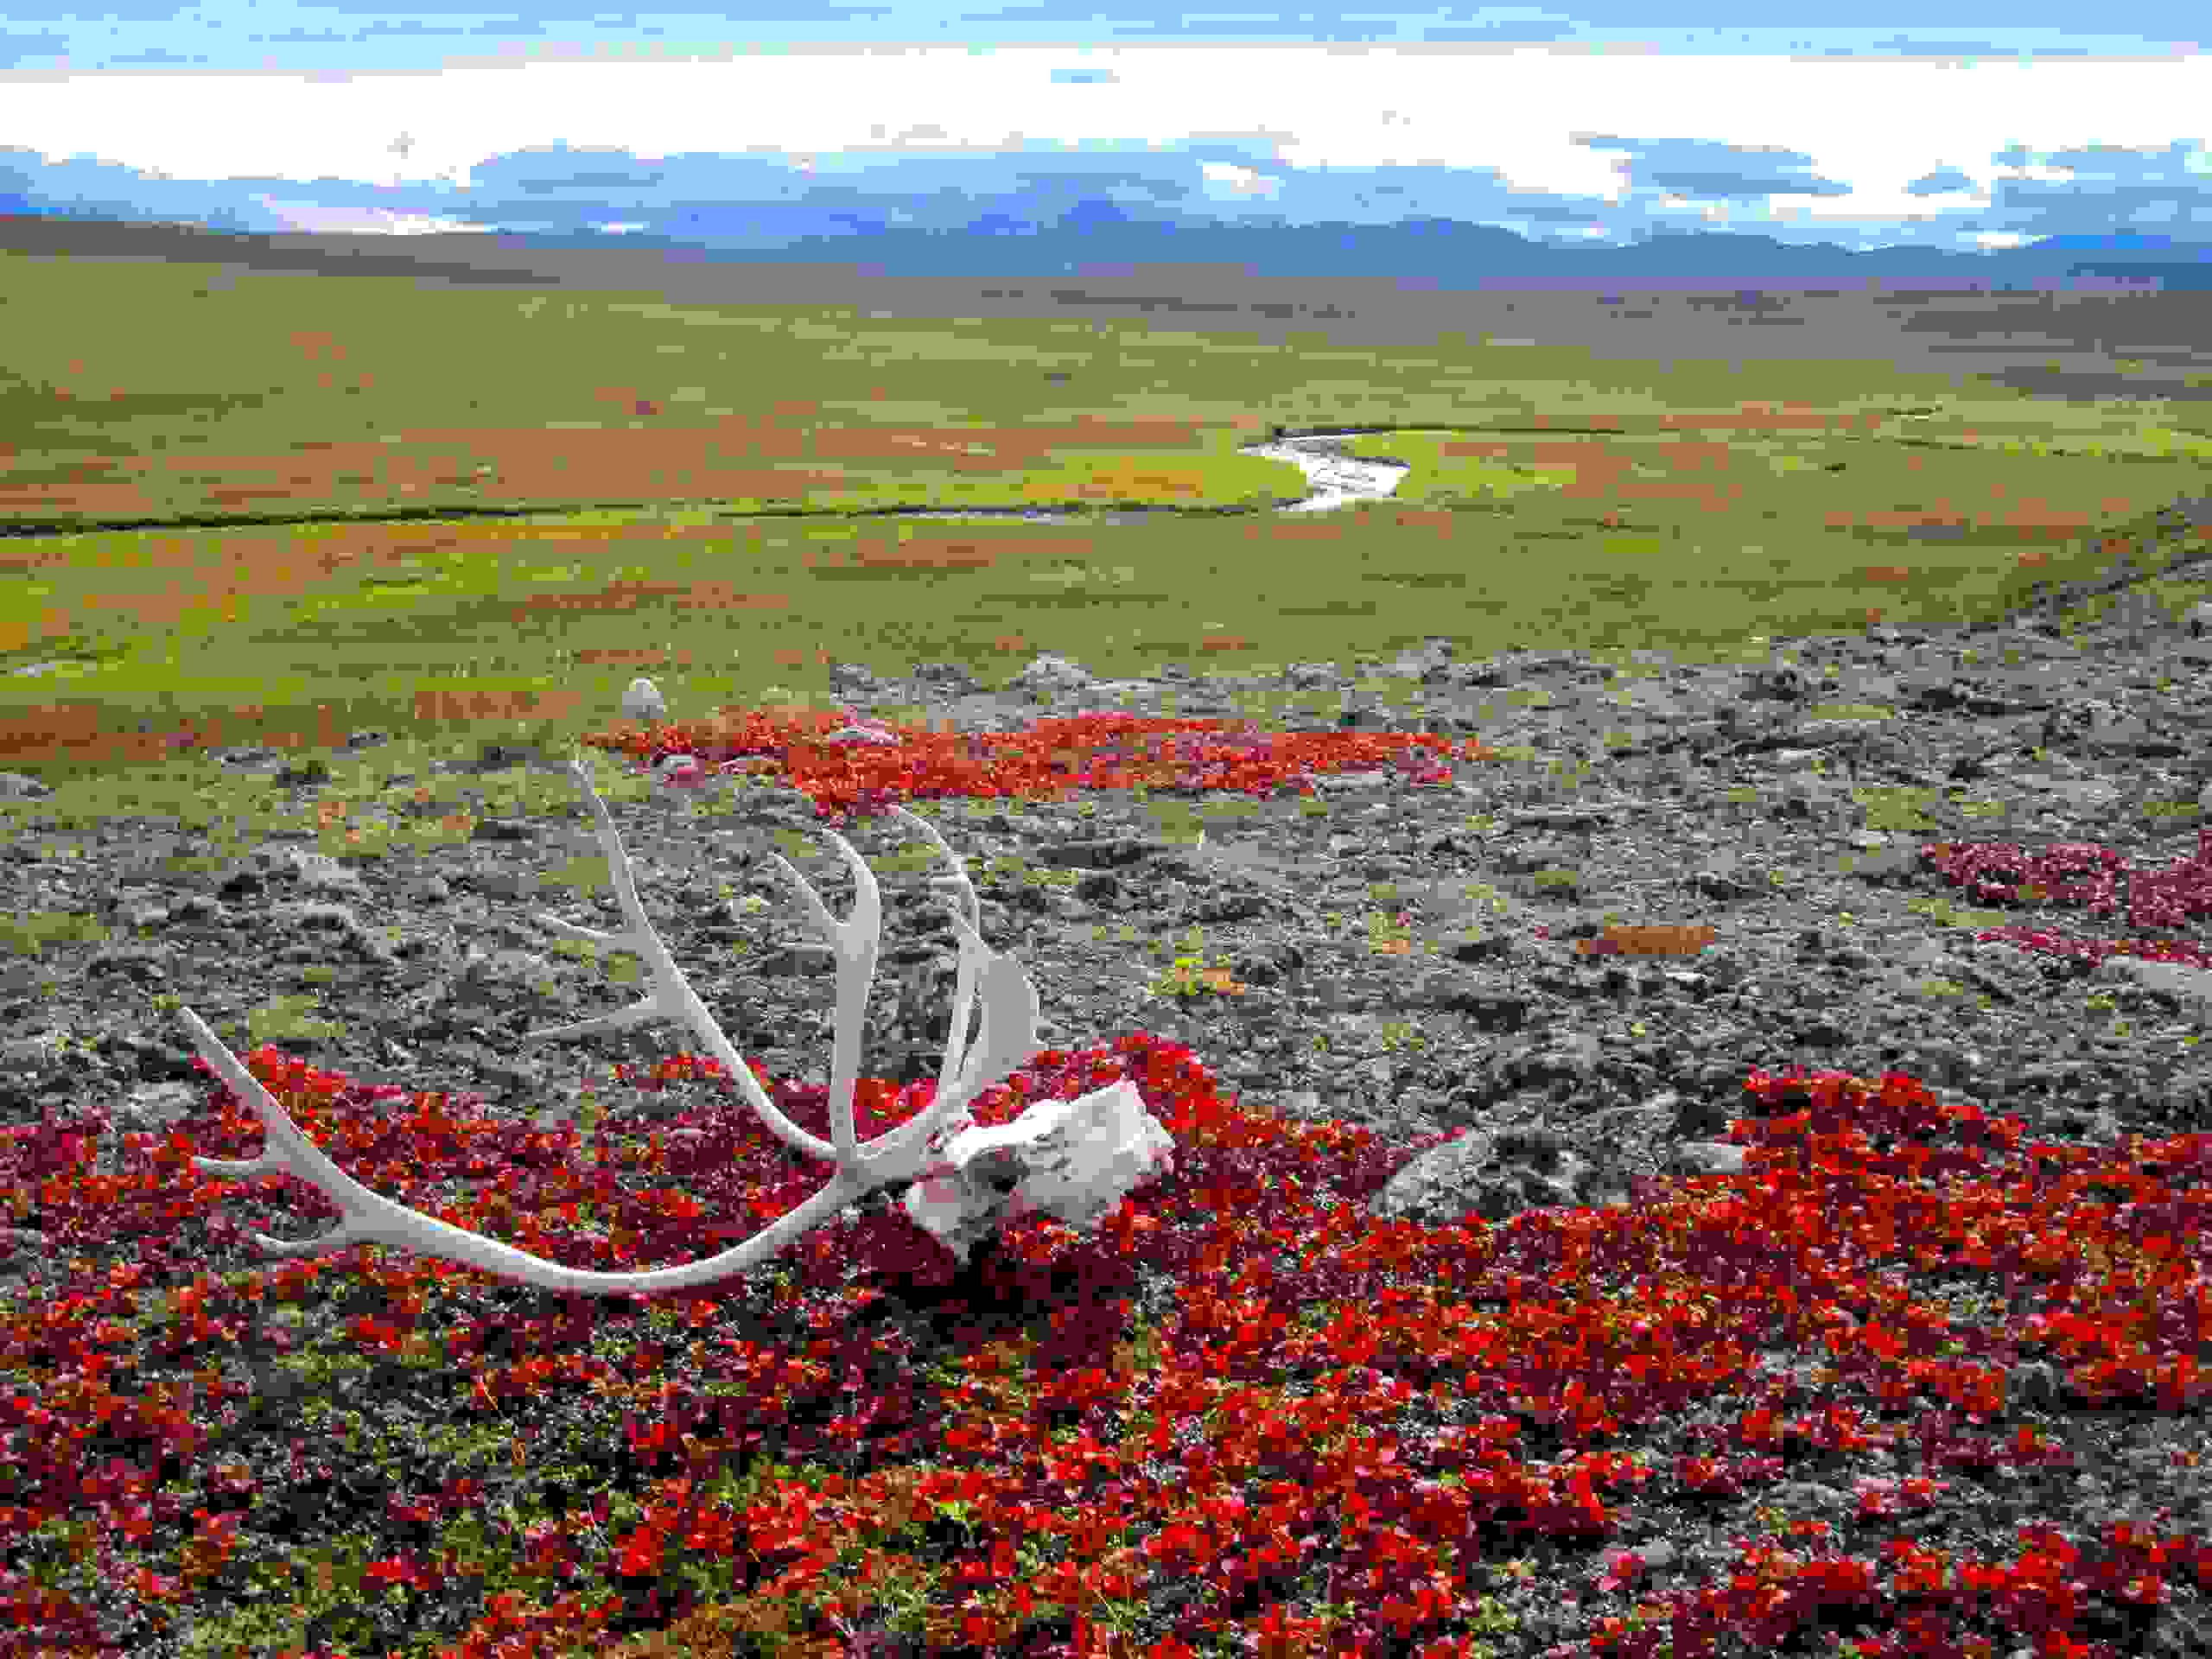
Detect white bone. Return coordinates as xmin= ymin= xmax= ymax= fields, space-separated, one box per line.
xmin=178 ymin=752 xmax=1173 ymax=1294
xmin=902 ymin=1079 xmax=1176 ymax=1264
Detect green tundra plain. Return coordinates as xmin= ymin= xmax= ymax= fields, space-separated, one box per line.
xmin=2 ymin=235 xmax=2209 ymax=810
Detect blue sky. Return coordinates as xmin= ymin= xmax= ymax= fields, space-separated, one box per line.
xmin=1 ymin=3 xmax=2206 ymax=257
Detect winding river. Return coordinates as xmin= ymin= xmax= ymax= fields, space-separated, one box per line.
xmin=875 ymin=429 xmax=1412 ymax=524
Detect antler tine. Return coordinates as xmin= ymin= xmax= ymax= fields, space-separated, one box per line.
xmin=175 ymin=749 xmax=1045 ymax=1294
xmin=523 ymin=752 xmax=857 ymax=1165
xmin=885 ymin=803 xmax=995 ymax=1101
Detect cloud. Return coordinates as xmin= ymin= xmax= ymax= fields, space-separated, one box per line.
xmin=0 ymin=43 xmax=2202 ymax=283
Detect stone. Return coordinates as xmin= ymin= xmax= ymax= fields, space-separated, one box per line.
xmin=1358 ymin=1091 xmax=1753 ymax=1233
xmin=621 ymin=676 xmax=667 ymax=724
xmin=825 ymin=719 xmax=899 ymax=747
xmin=1004 ymin=652 xmax=1095 ymax=699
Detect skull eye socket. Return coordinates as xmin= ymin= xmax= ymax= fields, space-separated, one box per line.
xmin=974 ymin=1147 xmax=1026 ymax=1195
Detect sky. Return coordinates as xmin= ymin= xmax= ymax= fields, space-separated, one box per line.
xmin=0 ymin=3 xmax=2207 ymax=259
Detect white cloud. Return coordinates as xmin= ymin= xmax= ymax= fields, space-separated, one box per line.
xmin=251 ymin=196 xmax=497 ymax=234
xmin=1198 ymin=161 xmax=1281 ymax=203
xmin=3 ymin=46 xmax=2204 ymax=245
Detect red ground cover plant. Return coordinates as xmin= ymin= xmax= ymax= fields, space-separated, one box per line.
xmin=0 ymin=712 xmax=2206 ymax=1659
xmin=1920 ymin=830 xmax=2212 ymax=971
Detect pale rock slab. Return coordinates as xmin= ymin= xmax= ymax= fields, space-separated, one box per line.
xmin=1358 ymin=1090 xmax=1753 ymax=1235
xmin=622 ymin=677 xmax=668 ymax=724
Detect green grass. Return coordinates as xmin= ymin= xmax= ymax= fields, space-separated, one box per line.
xmin=3 ymin=240 xmax=2210 ymax=803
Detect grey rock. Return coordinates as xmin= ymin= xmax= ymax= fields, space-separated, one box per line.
xmin=1361 ymin=1089 xmax=1751 ymax=1233
xmin=1006 ymin=653 xmax=1096 ymax=697
xmin=621 ymin=676 xmax=667 ymax=724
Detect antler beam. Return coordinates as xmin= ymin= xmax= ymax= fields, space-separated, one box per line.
xmin=179 ymin=752 xmax=1173 ymax=1294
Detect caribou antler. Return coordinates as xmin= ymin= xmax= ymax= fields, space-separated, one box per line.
xmin=179 ymin=752 xmax=1174 ymax=1294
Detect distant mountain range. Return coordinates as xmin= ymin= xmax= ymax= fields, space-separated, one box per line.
xmin=1 ymin=205 xmax=2206 ymax=294
xmin=533 ymin=215 xmax=2212 ymax=293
